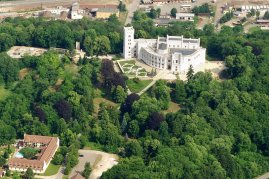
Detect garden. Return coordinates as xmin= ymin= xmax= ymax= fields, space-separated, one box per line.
xmin=118 ymin=60 xmax=148 ymax=78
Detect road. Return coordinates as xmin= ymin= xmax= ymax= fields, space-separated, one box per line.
xmin=70 ymin=149 xmax=118 ymax=179
xmin=125 ymin=0 xmax=140 ymax=25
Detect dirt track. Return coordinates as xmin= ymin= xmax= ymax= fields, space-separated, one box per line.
xmin=0 ymin=0 xmax=119 ymax=12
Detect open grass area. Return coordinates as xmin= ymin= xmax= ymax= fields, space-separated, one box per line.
xmin=0 ymin=85 xmax=11 ymax=101
xmin=163 ymin=102 xmax=180 ymax=114
xmin=119 ymin=60 xmax=136 ymax=67
xmin=249 ymin=26 xmax=261 ymax=34
xmin=93 ymin=97 xmax=118 ymax=114
xmin=84 ymin=142 xmax=103 ymax=151
xmin=19 ymin=68 xmax=31 ymax=80
xmin=63 ymin=63 xmax=80 ymax=78
xmin=42 ymin=163 xmax=61 ymax=176
xmin=127 ymin=79 xmax=152 ymax=93
xmin=119 ymin=11 xmax=128 ymax=24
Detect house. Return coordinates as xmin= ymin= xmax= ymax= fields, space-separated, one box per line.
xmin=176 ymin=13 xmax=195 ymax=21
xmin=70 ymin=173 xmax=85 ymax=179
xmin=8 ymin=134 xmax=59 ymax=174
xmin=123 ymin=26 xmax=206 ymax=74
xmin=71 ymin=2 xmax=84 ymax=19
xmin=95 ymin=8 xmax=119 ymax=19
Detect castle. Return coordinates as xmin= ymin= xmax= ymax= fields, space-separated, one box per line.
xmin=123 ymin=26 xmax=206 ymax=74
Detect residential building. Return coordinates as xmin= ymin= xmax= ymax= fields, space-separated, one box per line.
xmin=70 ymin=173 xmax=85 ymax=179
xmin=153 ymin=0 xmax=191 ymax=4
xmin=123 ymin=26 xmax=206 ymax=74
xmin=176 ymin=13 xmax=195 ymax=21
xmin=71 ymin=2 xmax=83 ymax=19
xmin=8 ymin=134 xmax=59 ymax=173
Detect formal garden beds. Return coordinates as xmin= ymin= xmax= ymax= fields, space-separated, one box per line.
xmin=118 ymin=60 xmax=148 ymax=78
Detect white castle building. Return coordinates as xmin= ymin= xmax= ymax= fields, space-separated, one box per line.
xmin=123 ymin=26 xmax=206 ymax=74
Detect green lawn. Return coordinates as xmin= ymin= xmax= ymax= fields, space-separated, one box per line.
xmin=119 ymin=60 xmax=136 ymax=67
xmin=127 ymin=79 xmax=153 ymax=93
xmin=42 ymin=163 xmax=61 ymax=176
xmin=0 ymin=85 xmax=11 ymax=101
xmin=163 ymin=102 xmax=180 ymax=114
xmin=248 ymin=26 xmax=261 ymax=34
xmin=119 ymin=11 xmax=128 ymax=24
xmin=84 ymin=141 xmax=103 ymax=151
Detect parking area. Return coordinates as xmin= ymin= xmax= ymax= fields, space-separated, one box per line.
xmin=70 ymin=150 xmax=118 ymax=179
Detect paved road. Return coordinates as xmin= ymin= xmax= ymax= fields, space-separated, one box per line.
xmin=125 ymin=0 xmax=140 ymax=25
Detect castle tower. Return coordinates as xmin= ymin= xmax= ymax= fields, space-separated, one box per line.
xmin=123 ymin=26 xmax=135 ymax=59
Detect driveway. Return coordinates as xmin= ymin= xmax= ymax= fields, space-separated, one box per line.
xmin=70 ymin=150 xmax=118 ymax=179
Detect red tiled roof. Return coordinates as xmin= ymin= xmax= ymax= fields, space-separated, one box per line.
xmin=9 ymin=134 xmax=59 ymax=171
xmin=70 ymin=173 xmax=85 ymax=179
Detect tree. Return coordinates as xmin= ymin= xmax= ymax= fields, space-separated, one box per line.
xmin=186 ymin=65 xmax=194 ymax=80
xmin=93 ymin=36 xmax=111 ymax=56
xmin=256 ymin=10 xmax=260 ymax=19
xmin=112 ymin=85 xmax=127 ymax=103
xmin=118 ymin=1 xmax=126 ymax=12
xmin=148 ymin=8 xmax=158 ymax=19
xmin=23 ymin=168 xmax=34 ymax=179
xmin=125 ymin=140 xmax=143 ymax=157
xmin=54 ymin=99 xmax=73 ymax=121
xmin=82 ymin=162 xmax=92 ymax=179
xmin=0 ymin=33 xmax=15 ymax=51
xmin=128 ymin=120 xmax=140 ymax=137
xmin=147 ymin=112 xmax=164 ymax=130
xmin=264 ymin=11 xmax=269 ymax=19
xmin=0 ymin=156 xmax=6 ymax=167
xmin=0 ymin=53 xmax=19 ymax=83
xmin=171 ymin=8 xmax=177 ymax=18
xmin=203 ymin=24 xmax=215 ymax=36
xmin=219 ymin=12 xmax=233 ymax=24
xmin=52 ymin=153 xmax=64 ymax=165
xmin=120 ymin=93 xmax=140 ymax=114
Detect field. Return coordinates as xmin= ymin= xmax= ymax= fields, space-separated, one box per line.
xmin=0 ymin=85 xmax=11 ymax=101
xmin=126 ymin=79 xmax=152 ymax=93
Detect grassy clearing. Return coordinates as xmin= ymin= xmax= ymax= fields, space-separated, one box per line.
xmin=84 ymin=142 xmax=103 ymax=151
xmin=63 ymin=63 xmax=80 ymax=78
xmin=119 ymin=11 xmax=128 ymax=24
xmin=0 ymin=85 xmax=11 ymax=101
xmin=93 ymin=97 xmax=118 ymax=114
xmin=42 ymin=163 xmax=61 ymax=176
xmin=127 ymin=79 xmax=152 ymax=93
xmin=163 ymin=102 xmax=180 ymax=114
xmin=249 ymin=26 xmax=261 ymax=34
xmin=19 ymin=68 xmax=31 ymax=80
